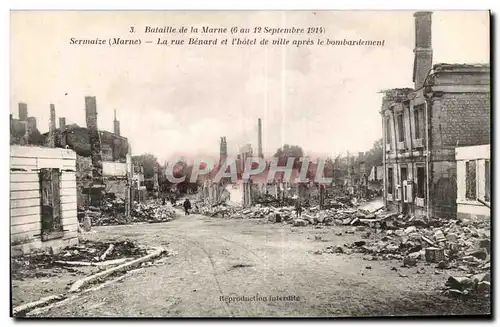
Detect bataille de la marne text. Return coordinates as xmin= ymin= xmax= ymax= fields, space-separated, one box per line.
xmin=69 ymin=25 xmax=321 ymax=46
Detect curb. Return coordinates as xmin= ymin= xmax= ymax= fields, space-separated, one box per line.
xmin=26 ymin=268 xmax=148 ymax=317
xmin=12 ymin=294 xmax=66 ymax=316
xmin=68 ymin=247 xmax=165 ymax=293
xmin=13 ymin=247 xmax=165 ymax=316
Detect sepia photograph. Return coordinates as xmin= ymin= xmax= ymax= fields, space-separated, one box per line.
xmin=9 ymin=9 xmax=491 ymax=318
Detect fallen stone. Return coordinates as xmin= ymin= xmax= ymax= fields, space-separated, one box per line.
xmin=293 ymin=219 xmax=307 ymax=227
xmin=445 ymin=276 xmax=474 ymax=291
xmin=447 ymin=289 xmax=464 ymax=297
xmin=404 ymin=226 xmax=417 ymax=234
xmin=471 ymin=272 xmax=490 ymax=284
xmin=425 ymin=247 xmax=445 ymax=263
xmin=422 ymin=236 xmax=437 ymax=247
xmin=408 ymin=251 xmax=423 ymax=260
xmin=333 ymin=246 xmax=344 ymax=254
xmin=365 ymin=266 xmax=372 ymax=269
xmin=436 ymin=261 xmax=450 ymax=269
xmin=468 ymin=248 xmax=488 ymax=260
xmin=360 ymin=232 xmax=371 ymax=239
xmin=479 ymin=239 xmax=491 ymax=253
xmin=434 ymin=230 xmax=447 ymax=243
xmin=403 ymin=256 xmax=417 ymax=267
xmin=353 ymin=241 xmax=366 ymax=247
xmin=477 ymin=281 xmax=490 ymax=294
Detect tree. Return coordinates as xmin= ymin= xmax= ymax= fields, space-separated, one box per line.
xmin=273 ymin=144 xmax=304 ymax=169
xmin=132 ymin=153 xmax=159 ymax=179
xmin=363 ymin=138 xmax=383 ymax=174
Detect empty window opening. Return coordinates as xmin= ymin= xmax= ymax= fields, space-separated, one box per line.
xmin=465 ymin=160 xmax=477 ymax=201
xmin=416 ymin=166 xmax=426 ymax=198
xmin=387 ymin=167 xmax=394 ymax=194
xmin=397 ymin=113 xmax=405 ymax=142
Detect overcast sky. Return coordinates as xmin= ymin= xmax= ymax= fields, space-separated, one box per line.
xmin=10 ymin=10 xmax=489 ymax=162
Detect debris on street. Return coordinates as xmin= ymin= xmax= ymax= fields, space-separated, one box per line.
xmin=11 ymin=240 xmax=150 ymax=280
xmin=90 ymin=199 xmax=177 ymax=226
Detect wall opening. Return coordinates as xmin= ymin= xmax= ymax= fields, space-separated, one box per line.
xmin=387 ymin=167 xmax=394 ymax=195
xmin=385 ymin=116 xmax=392 ymax=145
xmin=416 ymin=166 xmax=426 ymax=199
xmin=465 ymin=160 xmax=477 ymax=201
xmin=39 ymin=168 xmax=64 ymax=241
xmin=397 ymin=113 xmax=405 ymax=142
xmin=414 ymin=104 xmax=425 ymax=141
xmin=485 ymin=159 xmax=490 ymax=202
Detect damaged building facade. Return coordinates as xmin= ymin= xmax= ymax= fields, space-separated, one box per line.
xmin=10 ymin=146 xmax=79 ymax=255
xmin=381 ymin=12 xmax=490 ymax=219
xmin=11 ymin=98 xmax=132 ymax=210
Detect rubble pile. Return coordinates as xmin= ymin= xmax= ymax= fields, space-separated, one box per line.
xmin=192 ymin=201 xmax=240 ymax=217
xmin=58 ymin=240 xmax=148 ymax=262
xmin=444 ymin=273 xmax=490 ymax=298
xmin=344 ymin=216 xmax=490 ymax=261
xmin=11 ymin=240 xmax=148 ymax=280
xmin=131 ymin=200 xmax=177 ymax=223
xmin=101 ymin=194 xmax=126 ymax=216
xmin=91 ymin=199 xmax=177 ymax=226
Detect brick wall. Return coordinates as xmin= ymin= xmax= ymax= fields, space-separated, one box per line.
xmin=431 ymin=93 xmax=490 ymax=148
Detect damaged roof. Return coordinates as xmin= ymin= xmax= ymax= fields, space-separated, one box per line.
xmin=432 ymin=63 xmax=490 ymax=73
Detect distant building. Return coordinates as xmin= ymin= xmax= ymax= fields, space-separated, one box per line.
xmin=380 ymin=12 xmax=490 ymax=219
xmin=10 ymin=103 xmax=44 ymax=146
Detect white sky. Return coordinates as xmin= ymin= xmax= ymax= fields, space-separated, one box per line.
xmin=10 ymin=10 xmax=490 ymax=162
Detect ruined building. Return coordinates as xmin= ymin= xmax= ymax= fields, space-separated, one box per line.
xmin=10 ymin=103 xmax=44 ymax=146
xmin=380 ymin=12 xmax=490 ymax=219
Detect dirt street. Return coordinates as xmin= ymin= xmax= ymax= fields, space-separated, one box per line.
xmin=36 ymin=212 xmax=490 ymax=317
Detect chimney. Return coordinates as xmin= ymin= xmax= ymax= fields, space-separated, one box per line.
xmin=113 ymin=109 xmax=120 ymax=136
xmin=220 ymin=136 xmax=227 ymax=165
xmin=48 ymin=104 xmax=56 ymax=147
xmin=85 ymin=96 xmax=103 ymax=186
xmin=59 ymin=117 xmax=66 ymax=130
xmin=257 ymin=118 xmax=263 ymax=158
xmin=18 ymin=103 xmax=28 ymax=121
xmin=413 ymin=11 xmax=433 ymax=89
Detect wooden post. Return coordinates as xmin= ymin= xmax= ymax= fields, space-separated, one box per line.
xmin=319 ymin=184 xmax=325 ymax=209
xmin=125 ymin=152 xmax=132 ymax=217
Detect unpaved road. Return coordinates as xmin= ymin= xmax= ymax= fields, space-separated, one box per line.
xmin=35 ymin=212 xmax=490 ymax=317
